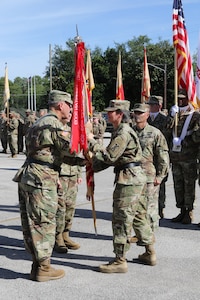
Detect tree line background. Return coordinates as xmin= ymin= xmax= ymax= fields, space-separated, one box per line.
xmin=0 ymin=35 xmax=198 ymax=115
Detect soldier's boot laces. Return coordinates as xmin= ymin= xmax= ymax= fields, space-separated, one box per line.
xmin=171 ymin=208 xmax=186 ymax=223
xmin=54 ymin=233 xmax=68 ymax=253
xmin=99 ymin=257 xmax=128 ymax=273
xmin=36 ymin=259 xmax=65 ymax=282
xmin=181 ymin=209 xmax=193 ymax=224
xmin=63 ymin=231 xmax=80 ymax=250
xmin=138 ymin=245 xmax=156 ymax=266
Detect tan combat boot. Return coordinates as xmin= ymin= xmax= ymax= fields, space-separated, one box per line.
xmin=99 ymin=257 xmax=128 ymax=273
xmin=54 ymin=233 xmax=68 ymax=253
xmin=138 ymin=244 xmax=156 ymax=266
xmin=63 ymin=231 xmax=80 ymax=250
xmin=36 ymin=259 xmax=65 ymax=282
xmin=182 ymin=209 xmax=193 ymax=224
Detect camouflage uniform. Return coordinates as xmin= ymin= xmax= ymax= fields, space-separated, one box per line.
xmin=7 ymin=111 xmax=19 ymax=157
xmin=147 ymin=95 xmax=169 ymax=217
xmin=23 ymin=110 xmax=37 ymax=136
xmin=0 ymin=112 xmax=8 ymax=153
xmin=166 ymin=99 xmax=200 ymax=222
xmin=15 ymin=113 xmax=25 ymax=153
xmin=88 ymin=100 xmax=154 ymax=262
xmin=56 ymin=163 xmax=82 ymax=234
xmin=133 ymin=122 xmax=169 ymax=231
xmin=13 ymin=90 xmax=85 ymax=279
xmin=93 ymin=114 xmax=105 ymax=145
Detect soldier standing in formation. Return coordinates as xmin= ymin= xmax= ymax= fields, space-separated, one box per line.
xmin=92 ymin=112 xmax=105 ymax=145
xmin=166 ymin=90 xmax=200 ymax=224
xmin=55 ymin=112 xmax=83 ymax=253
xmin=15 ymin=112 xmax=25 ymax=153
xmin=7 ymin=111 xmax=19 ymax=158
xmin=147 ymin=95 xmax=169 ymax=218
xmin=132 ymin=103 xmax=169 ymax=235
xmin=86 ymin=99 xmax=155 ymax=273
xmin=0 ymin=111 xmax=8 ymax=153
xmin=13 ymin=90 xmax=85 ymax=282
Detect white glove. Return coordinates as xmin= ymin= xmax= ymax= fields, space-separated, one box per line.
xmin=173 ymin=137 xmax=181 ymax=146
xmin=170 ymin=105 xmax=179 ymax=117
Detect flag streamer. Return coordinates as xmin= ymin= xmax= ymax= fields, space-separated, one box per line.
xmin=141 ymin=47 xmax=151 ymax=103
xmin=4 ymin=63 xmax=10 ymax=111
xmin=71 ymin=41 xmax=87 ymax=153
xmin=116 ymin=51 xmax=125 ymax=100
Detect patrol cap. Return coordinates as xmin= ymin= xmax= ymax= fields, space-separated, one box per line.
xmin=104 ymin=100 xmax=130 ymax=112
xmin=93 ymin=112 xmax=99 ymax=118
xmin=49 ymin=90 xmax=73 ymax=105
xmin=148 ymin=95 xmax=163 ymax=105
xmin=178 ymin=89 xmax=187 ymax=99
xmin=133 ymin=103 xmax=150 ymax=113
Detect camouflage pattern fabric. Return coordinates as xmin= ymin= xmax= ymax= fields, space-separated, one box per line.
xmin=166 ymin=109 xmax=200 ymax=210
xmin=0 ymin=116 xmax=8 ymax=151
xmin=148 ymin=112 xmax=169 ymax=212
xmin=89 ymin=123 xmax=154 ymax=258
xmin=93 ymin=122 xmax=105 ymax=145
xmin=133 ymin=123 xmax=169 ymax=230
xmin=172 ymin=161 xmax=197 ymax=210
xmin=7 ymin=117 xmax=19 ymax=155
xmin=13 ymin=112 xmax=84 ymax=262
xmin=18 ymin=182 xmax=57 ymax=261
xmin=56 ymin=164 xmax=82 ymax=233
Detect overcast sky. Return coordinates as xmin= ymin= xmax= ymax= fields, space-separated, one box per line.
xmin=0 ymin=0 xmax=199 ymax=81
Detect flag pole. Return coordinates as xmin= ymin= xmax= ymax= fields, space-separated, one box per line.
xmin=174 ymin=50 xmax=178 ymax=137
xmin=49 ymin=44 xmax=52 ymax=91
xmin=4 ymin=62 xmax=10 ymax=119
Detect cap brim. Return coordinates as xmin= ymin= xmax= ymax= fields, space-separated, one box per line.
xmin=178 ymin=95 xmax=187 ymax=99
xmin=134 ymin=109 xmax=146 ymax=112
xmin=104 ymin=107 xmax=117 ymax=112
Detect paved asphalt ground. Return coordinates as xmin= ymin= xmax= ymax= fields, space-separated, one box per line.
xmin=1 ymin=135 xmax=200 ymax=300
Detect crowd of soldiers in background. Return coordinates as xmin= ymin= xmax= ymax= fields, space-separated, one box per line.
xmin=0 ymin=108 xmax=108 ymax=158
xmin=0 ymin=108 xmax=47 ymax=157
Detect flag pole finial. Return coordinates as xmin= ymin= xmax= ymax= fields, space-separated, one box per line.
xmin=74 ymin=24 xmax=82 ymax=44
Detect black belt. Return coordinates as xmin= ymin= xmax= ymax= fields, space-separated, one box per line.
xmin=114 ymin=162 xmax=141 ymax=173
xmin=27 ymin=158 xmax=61 ymax=172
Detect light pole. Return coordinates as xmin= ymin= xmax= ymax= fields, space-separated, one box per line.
xmin=148 ymin=63 xmax=167 ymax=109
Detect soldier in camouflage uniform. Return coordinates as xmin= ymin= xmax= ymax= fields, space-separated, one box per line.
xmin=87 ymin=99 xmax=155 ymax=273
xmin=7 ymin=111 xmax=19 ymax=158
xmin=132 ymin=103 xmax=169 ymax=233
xmin=23 ymin=109 xmax=37 ymax=136
xmin=0 ymin=111 xmax=8 ymax=153
xmin=166 ymin=90 xmax=200 ymax=224
xmin=92 ymin=112 xmax=105 ymax=145
xmin=13 ymin=90 xmax=85 ymax=282
xmin=147 ymin=95 xmax=169 ymax=219
xmin=55 ymin=118 xmax=83 ymax=253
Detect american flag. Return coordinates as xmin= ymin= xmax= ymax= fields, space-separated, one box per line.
xmin=172 ymin=0 xmax=197 ymax=106
xmin=195 ymin=35 xmax=200 ymax=107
